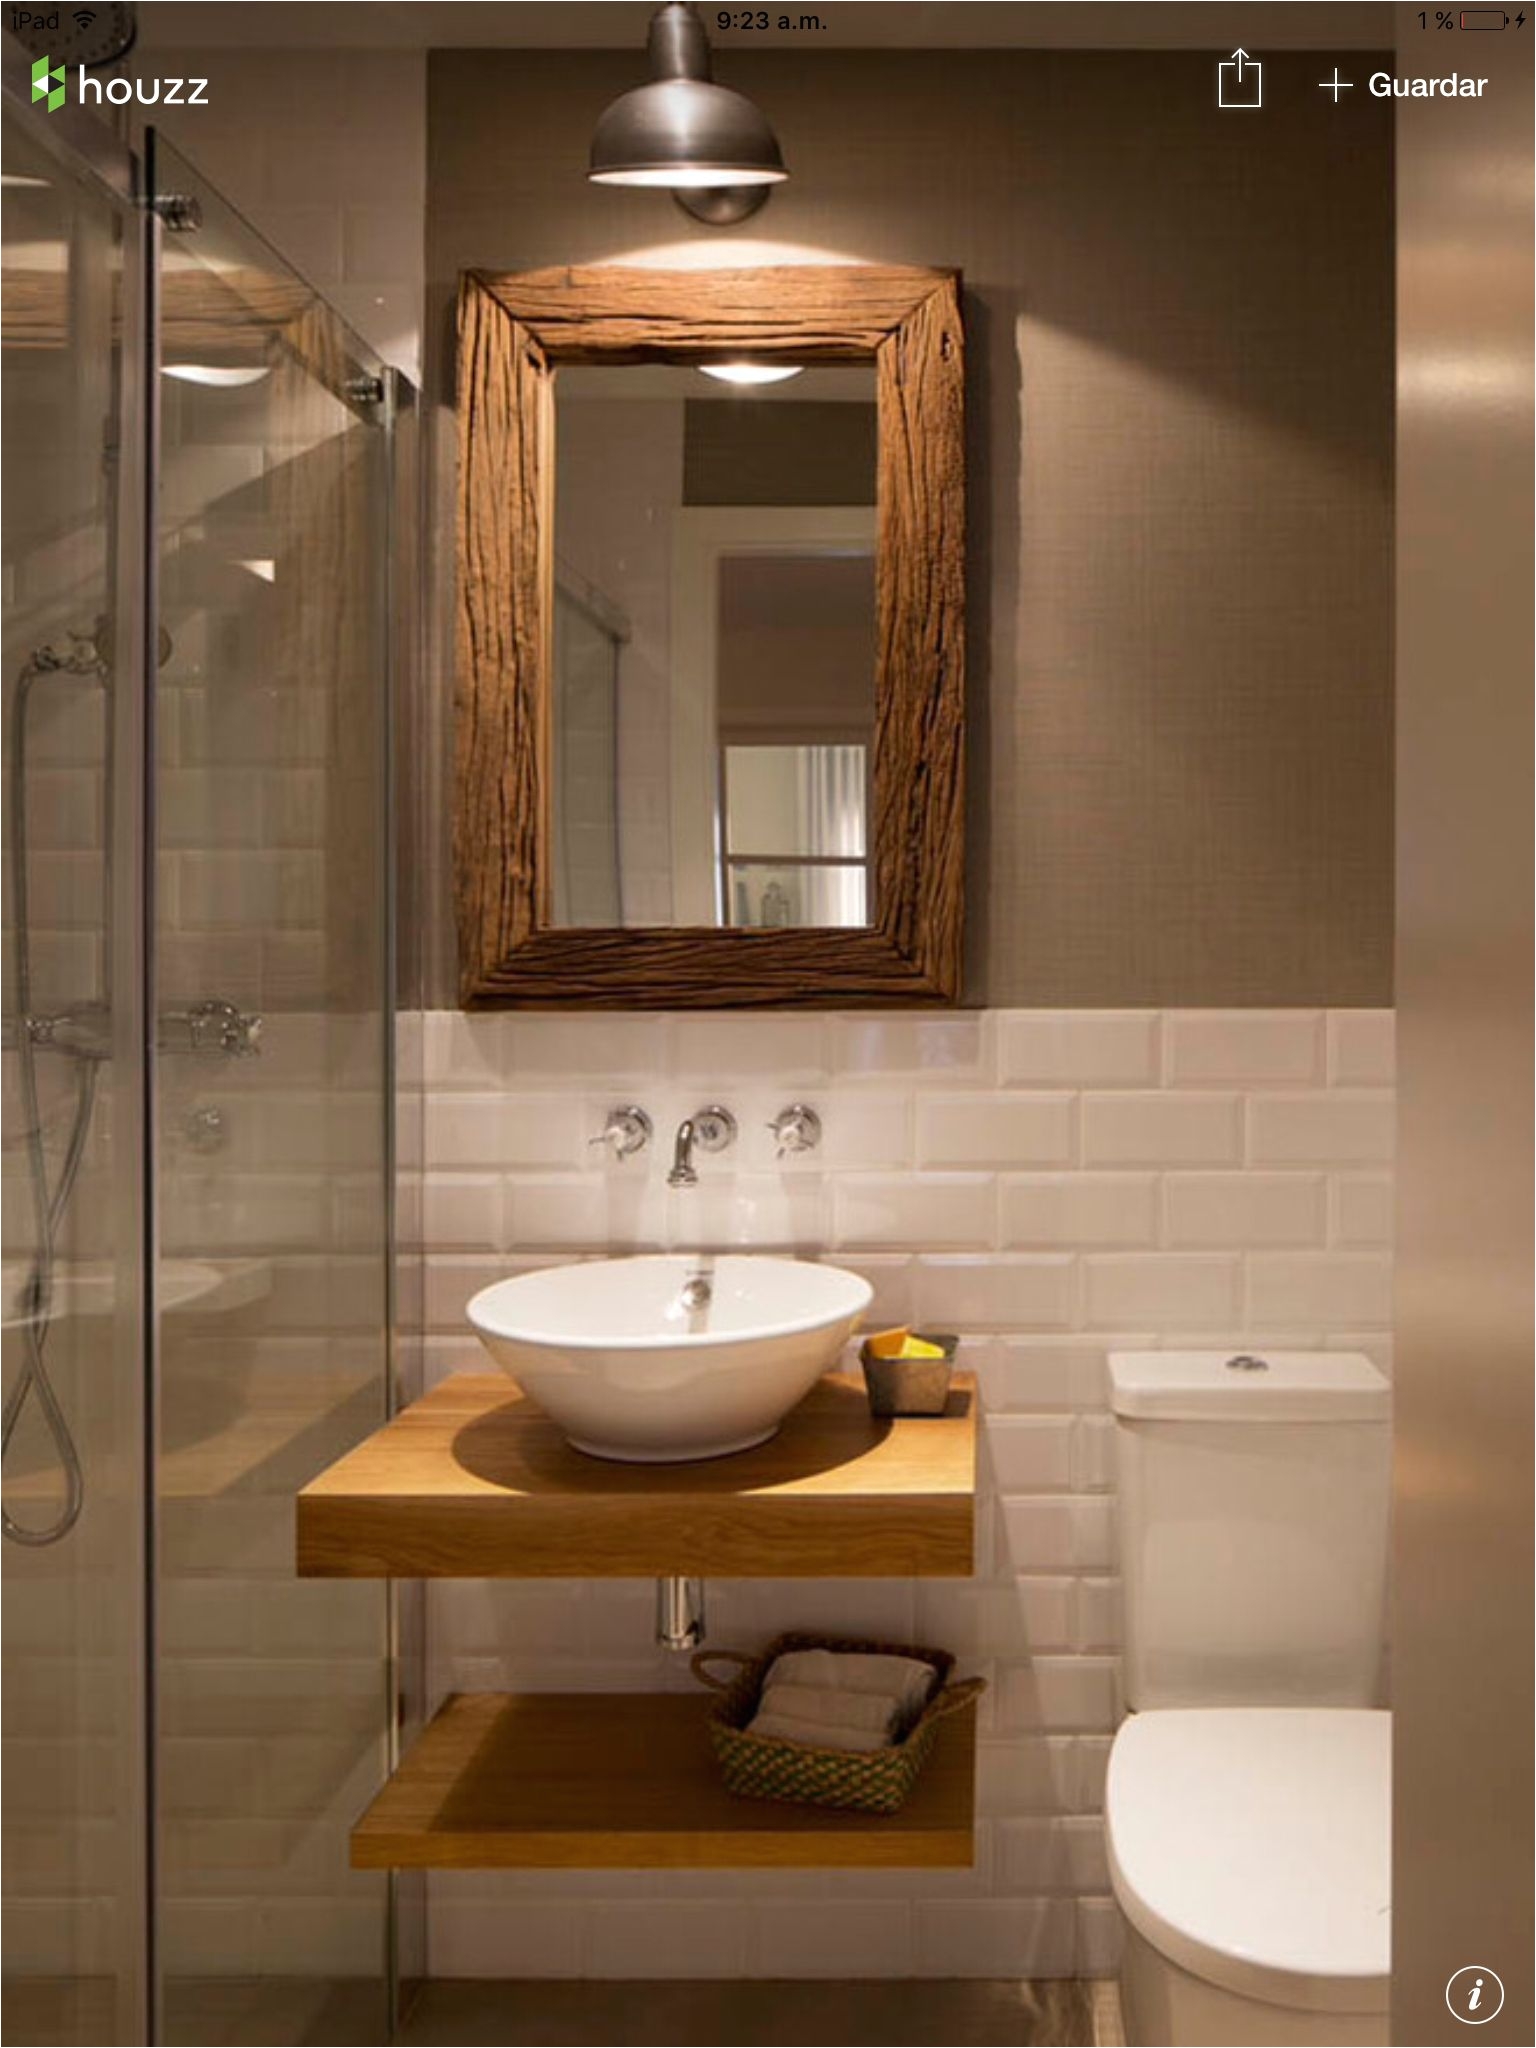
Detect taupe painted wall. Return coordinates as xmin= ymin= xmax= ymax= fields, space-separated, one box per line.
xmin=425 ymin=48 xmax=1394 ymax=1006
xmin=1391 ymin=24 xmax=1534 ymax=2044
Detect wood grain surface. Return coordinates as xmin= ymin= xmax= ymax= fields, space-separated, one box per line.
xmin=351 ymin=1689 xmax=977 ymax=1869
xmin=453 ymin=264 xmax=965 ymax=1007
xmin=297 ymin=1371 xmax=976 ymax=1579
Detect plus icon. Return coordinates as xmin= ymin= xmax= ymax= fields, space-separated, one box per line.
xmin=1319 ymin=68 xmax=1354 ymax=100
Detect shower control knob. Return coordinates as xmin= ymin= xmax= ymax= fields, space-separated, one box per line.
xmin=184 ymin=1105 xmax=227 ymax=1154
xmin=769 ymin=1103 xmax=822 ymax=1159
xmin=590 ymin=1105 xmax=653 ymax=1161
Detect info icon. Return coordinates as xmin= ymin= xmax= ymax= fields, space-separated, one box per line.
xmin=1446 ymin=1967 xmax=1505 ymax=2026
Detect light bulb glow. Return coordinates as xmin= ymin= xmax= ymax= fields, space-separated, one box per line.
xmin=162 ymin=364 xmax=271 ymax=388
xmin=698 ymin=362 xmax=805 ymax=387
xmin=590 ymin=164 xmax=787 ymax=188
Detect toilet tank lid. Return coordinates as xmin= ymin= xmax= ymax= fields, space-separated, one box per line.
xmin=1108 ymin=1350 xmax=1390 ymax=1421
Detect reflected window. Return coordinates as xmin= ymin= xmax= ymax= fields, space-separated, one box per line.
xmin=722 ymin=743 xmax=869 ymax=928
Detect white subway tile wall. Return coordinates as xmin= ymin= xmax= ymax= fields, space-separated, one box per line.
xmin=411 ymin=1007 xmax=1395 ymax=1979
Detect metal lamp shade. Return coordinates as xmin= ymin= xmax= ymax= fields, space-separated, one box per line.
xmin=589 ymin=78 xmax=786 ymax=188
xmin=588 ymin=3 xmax=787 ymax=221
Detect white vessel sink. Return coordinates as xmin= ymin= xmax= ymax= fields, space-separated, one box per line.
xmin=466 ymin=1254 xmax=873 ymax=1462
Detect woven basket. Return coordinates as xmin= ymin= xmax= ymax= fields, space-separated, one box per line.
xmin=691 ymin=1631 xmax=987 ymax=1816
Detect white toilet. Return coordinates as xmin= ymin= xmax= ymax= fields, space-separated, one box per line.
xmin=1104 ymin=1351 xmax=1392 ymax=2047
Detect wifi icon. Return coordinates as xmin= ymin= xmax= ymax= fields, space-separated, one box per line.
xmin=73 ymin=8 xmax=97 ymax=28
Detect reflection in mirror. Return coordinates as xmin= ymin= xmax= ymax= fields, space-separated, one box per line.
xmin=551 ymin=363 xmax=877 ymax=930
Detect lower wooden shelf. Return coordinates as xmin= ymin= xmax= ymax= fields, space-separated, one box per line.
xmin=352 ymin=1690 xmax=977 ymax=1871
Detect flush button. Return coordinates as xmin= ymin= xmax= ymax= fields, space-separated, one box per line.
xmin=1226 ymin=1352 xmax=1270 ymax=1372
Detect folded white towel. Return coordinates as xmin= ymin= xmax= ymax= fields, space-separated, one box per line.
xmin=764 ymin=1650 xmax=936 ymax=1715
xmin=757 ymin=1683 xmax=900 ymax=1734
xmin=748 ymin=1710 xmax=891 ymax=1753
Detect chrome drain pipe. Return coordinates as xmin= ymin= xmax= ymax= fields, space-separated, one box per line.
xmin=655 ymin=1575 xmax=706 ymax=1651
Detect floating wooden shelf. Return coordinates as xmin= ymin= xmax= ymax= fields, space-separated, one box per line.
xmin=297 ymin=1372 xmax=975 ymax=1580
xmin=351 ymin=1690 xmax=977 ymax=1870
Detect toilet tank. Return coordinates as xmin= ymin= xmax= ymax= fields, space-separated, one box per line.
xmin=1110 ymin=1351 xmax=1391 ymax=1711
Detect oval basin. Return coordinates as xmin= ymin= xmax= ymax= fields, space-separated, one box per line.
xmin=466 ymin=1254 xmax=873 ymax=1462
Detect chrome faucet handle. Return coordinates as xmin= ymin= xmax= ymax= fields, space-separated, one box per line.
xmin=691 ymin=1105 xmax=737 ymax=1154
xmin=768 ymin=1103 xmax=822 ymax=1160
xmin=159 ymin=998 xmax=263 ymax=1059
xmin=589 ymin=1105 xmax=652 ymax=1161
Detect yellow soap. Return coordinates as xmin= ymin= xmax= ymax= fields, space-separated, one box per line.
xmin=866 ymin=1328 xmax=948 ymax=1362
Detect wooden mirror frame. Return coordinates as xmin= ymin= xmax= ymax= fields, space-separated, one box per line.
xmin=454 ymin=264 xmax=964 ymax=1008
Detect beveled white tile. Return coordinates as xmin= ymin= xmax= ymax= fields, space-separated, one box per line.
xmin=504 ymin=1175 xmax=667 ymax=1252
xmin=832 ymin=1174 xmax=994 ymax=1251
xmin=670 ymin=1173 xmax=830 ymax=1251
xmin=1163 ymin=1172 xmax=1325 ymax=1247
xmin=1072 ymin=1414 xmax=1116 ymax=1491
xmin=984 ymin=1416 xmax=1075 ymax=1492
xmin=1075 ymin=1577 xmax=1123 ymax=1653
xmin=1083 ymin=1254 xmax=1241 ymax=1329
xmin=912 ymin=1255 xmax=1076 ymax=1330
xmin=725 ymin=1090 xmax=912 ymax=1172
xmin=750 ymin=1901 xmax=916 ymax=1978
xmin=585 ymin=1900 xmax=752 ymax=1978
xmin=997 ymin=1011 xmax=1160 ymax=1087
xmin=668 ymin=1013 xmax=829 ymax=1083
xmin=916 ymin=1092 xmax=1075 ymax=1169
xmin=974 ymin=1735 xmax=1080 ymax=1817
xmin=1077 ymin=1895 xmax=1124 ymax=1976
xmin=1000 ymin=1174 xmax=1157 ymax=1248
xmin=1326 ymin=1010 xmax=1396 ymax=1085
xmin=1074 ymin=1735 xmax=1114 ymax=1813
xmin=1247 ymin=1091 xmax=1394 ymax=1165
xmin=513 ymin=1014 xmax=669 ymax=1079
xmin=1330 ymin=1174 xmax=1395 ymax=1247
xmin=819 ymin=1253 xmax=915 ymax=1328
xmin=1164 ymin=1010 xmax=1322 ymax=1085
xmin=912 ymin=1896 xmax=1075 ymax=1975
xmin=421 ymin=1253 xmax=565 ymax=1333
xmin=421 ymin=1174 xmax=503 ymax=1253
xmin=998 ymin=1657 xmax=1117 ymax=1734
xmin=426 ymin=1898 xmax=584 ymax=1977
xmin=1247 ymin=1252 xmax=1393 ymax=1328
xmin=973 ymin=1337 xmax=1129 ymax=1413
xmin=993 ymin=1496 xmax=1076 ymax=1572
xmin=916 ymin=1579 xmax=1067 ymax=1661
xmin=425 ymin=1093 xmax=585 ymax=1169
xmin=996 ymin=1815 xmax=1111 ymax=1895
xmin=1082 ymin=1092 xmax=1242 ymax=1166
xmin=831 ymin=1013 xmax=991 ymax=1083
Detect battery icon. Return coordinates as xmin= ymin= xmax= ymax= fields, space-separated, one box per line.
xmin=1460 ymin=8 xmax=1509 ymax=24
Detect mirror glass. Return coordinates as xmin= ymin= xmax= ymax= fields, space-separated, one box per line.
xmin=551 ymin=362 xmax=878 ymax=929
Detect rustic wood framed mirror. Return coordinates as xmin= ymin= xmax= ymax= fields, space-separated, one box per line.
xmin=454 ymin=264 xmax=964 ymax=1008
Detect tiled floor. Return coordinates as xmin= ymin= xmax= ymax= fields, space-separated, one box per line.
xmin=2 ymin=1973 xmax=1118 ymax=2046
xmin=401 ymin=1978 xmax=1102 ymax=2047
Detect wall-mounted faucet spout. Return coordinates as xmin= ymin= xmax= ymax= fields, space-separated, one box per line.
xmin=667 ymin=1104 xmax=737 ymax=1188
xmin=668 ymin=1118 xmax=699 ymax=1188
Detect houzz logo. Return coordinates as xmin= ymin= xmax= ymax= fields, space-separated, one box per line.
xmin=24 ymin=51 xmax=209 ymax=110
xmin=31 ymin=53 xmax=64 ymax=110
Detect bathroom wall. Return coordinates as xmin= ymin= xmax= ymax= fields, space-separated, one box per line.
xmin=1391 ymin=30 xmax=1534 ymax=2043
xmin=409 ymin=1004 xmax=1396 ymax=1977
xmin=409 ymin=41 xmax=1399 ymax=1984
xmin=422 ymin=46 xmax=1395 ymax=1008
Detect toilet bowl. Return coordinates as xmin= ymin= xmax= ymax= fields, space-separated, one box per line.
xmin=1105 ymin=1351 xmax=1393 ymax=2047
xmin=1106 ymin=1707 xmax=1390 ymax=2046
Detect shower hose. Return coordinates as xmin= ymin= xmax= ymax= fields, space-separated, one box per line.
xmin=3 ymin=638 xmax=109 ymax=1546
